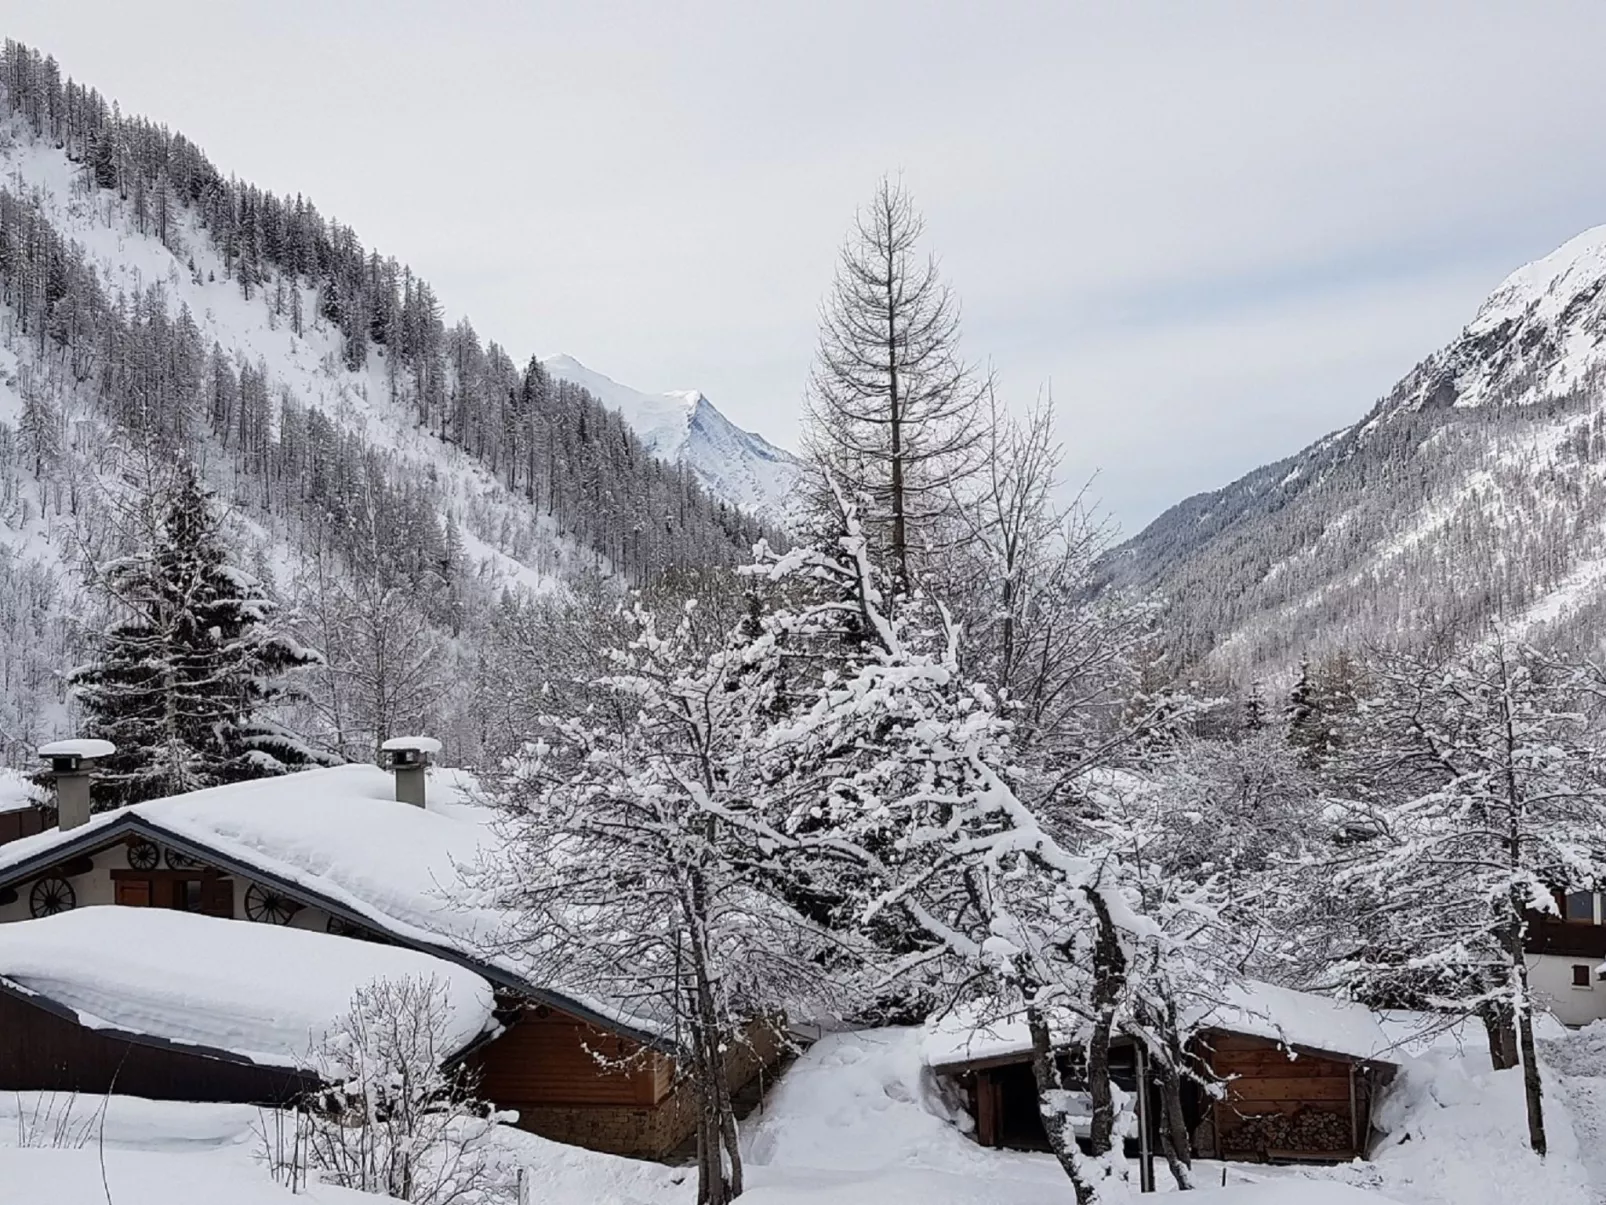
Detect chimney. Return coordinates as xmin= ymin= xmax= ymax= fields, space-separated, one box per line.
xmin=380 ymin=736 xmax=440 ymax=808
xmin=37 ymin=739 xmax=116 ymax=831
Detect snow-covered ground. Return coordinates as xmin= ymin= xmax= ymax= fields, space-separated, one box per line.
xmin=9 ymin=1020 xmax=1606 ymax=1204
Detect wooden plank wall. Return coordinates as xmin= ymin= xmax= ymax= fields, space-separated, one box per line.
xmin=472 ymin=1004 xmax=667 ymax=1107
xmin=1202 ymin=1031 xmax=1359 ymax=1158
xmin=0 ymin=988 xmax=313 ymax=1105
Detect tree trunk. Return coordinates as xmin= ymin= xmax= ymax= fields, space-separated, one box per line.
xmin=1026 ymin=1001 xmax=1098 ymax=1205
xmin=1480 ymin=1000 xmax=1519 ymax=1071
xmin=1510 ymin=930 xmax=1547 ymax=1156
xmin=1153 ymin=1035 xmax=1195 ymax=1189
xmin=1084 ymin=887 xmax=1128 ymax=1159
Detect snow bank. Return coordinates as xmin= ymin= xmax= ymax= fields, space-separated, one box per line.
xmin=0 ymin=1147 xmax=394 ymax=1204
xmin=0 ymin=908 xmax=495 ymax=1068
xmin=1360 ymin=1048 xmax=1594 ymax=1205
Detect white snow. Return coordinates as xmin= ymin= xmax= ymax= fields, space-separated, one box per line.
xmin=7 ymin=1021 xmax=1603 ymax=1205
xmin=0 ymin=1147 xmax=396 ymax=1205
xmin=924 ymin=979 xmax=1401 ymax=1072
xmin=0 ymin=763 xmax=667 ymax=1035
xmin=0 ymin=908 xmax=495 ymax=1069
xmin=1470 ymin=223 xmax=1606 ymax=336
xmin=35 ymin=738 xmax=117 ymax=760
xmin=0 ymin=768 xmax=40 ymax=815
xmin=543 ymin=353 xmax=802 ymax=524
xmin=379 ymin=735 xmax=443 ymax=755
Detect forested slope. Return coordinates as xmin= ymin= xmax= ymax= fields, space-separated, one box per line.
xmin=1101 ymin=223 xmax=1606 ymax=683
xmin=0 ymin=38 xmax=769 ymax=765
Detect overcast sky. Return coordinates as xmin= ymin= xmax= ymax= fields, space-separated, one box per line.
xmin=12 ymin=1 xmax=1606 ymax=531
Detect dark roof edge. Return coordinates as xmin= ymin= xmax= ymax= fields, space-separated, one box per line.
xmin=0 ymin=974 xmax=323 ymax=1078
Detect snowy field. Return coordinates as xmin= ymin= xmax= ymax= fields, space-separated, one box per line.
xmin=5 ymin=1023 xmax=1606 ymax=1205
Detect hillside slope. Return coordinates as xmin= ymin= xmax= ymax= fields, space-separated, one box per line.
xmin=542 ymin=354 xmax=801 ymax=523
xmin=1102 ymin=225 xmax=1606 ymax=680
xmin=0 ymin=39 xmax=767 ymax=764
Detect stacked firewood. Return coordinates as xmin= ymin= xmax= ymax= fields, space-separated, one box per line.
xmin=1222 ymin=1106 xmax=1352 ymax=1154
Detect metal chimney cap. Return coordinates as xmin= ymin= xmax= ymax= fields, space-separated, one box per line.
xmin=380 ymin=736 xmax=440 ymax=770
xmin=38 ymin=739 xmax=116 ymax=772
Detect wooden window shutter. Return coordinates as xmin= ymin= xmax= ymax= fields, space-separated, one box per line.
xmin=115 ymin=878 xmax=152 ymax=907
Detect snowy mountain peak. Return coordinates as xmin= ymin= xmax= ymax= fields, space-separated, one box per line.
xmin=541 ymin=354 xmax=802 ymax=524
xmin=1470 ymin=224 xmax=1606 ymax=336
xmin=1106 ymin=220 xmax=1606 ymax=680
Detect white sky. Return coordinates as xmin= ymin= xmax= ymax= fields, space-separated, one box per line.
xmin=11 ymin=1 xmax=1606 ymax=532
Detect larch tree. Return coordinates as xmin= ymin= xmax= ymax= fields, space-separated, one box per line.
xmin=802 ymin=176 xmax=985 ymax=590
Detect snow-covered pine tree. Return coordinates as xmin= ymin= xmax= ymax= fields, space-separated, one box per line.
xmin=72 ymin=457 xmax=323 ymax=804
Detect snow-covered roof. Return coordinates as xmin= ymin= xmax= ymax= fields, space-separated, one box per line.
xmin=924 ymin=980 xmax=1402 ymax=1072
xmin=0 ymin=769 xmax=41 ymax=815
xmin=0 ymin=764 xmax=668 ymax=1044
xmin=36 ymin=738 xmax=116 ymax=759
xmin=0 ymin=908 xmax=496 ymax=1069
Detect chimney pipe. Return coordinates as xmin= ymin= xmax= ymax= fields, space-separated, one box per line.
xmin=380 ymin=736 xmax=440 ymax=808
xmin=37 ymin=740 xmax=116 ymax=831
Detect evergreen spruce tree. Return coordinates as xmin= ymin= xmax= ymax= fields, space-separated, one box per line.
xmin=71 ymin=460 xmax=324 ymax=805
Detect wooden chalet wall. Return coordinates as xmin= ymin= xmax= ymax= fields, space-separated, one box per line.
xmin=0 ymin=987 xmax=315 ymax=1106
xmin=471 ymin=1003 xmax=785 ymax=1159
xmin=1194 ymin=1031 xmax=1386 ymax=1160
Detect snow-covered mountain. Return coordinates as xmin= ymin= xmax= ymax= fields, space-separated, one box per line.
xmin=542 ymin=354 xmax=802 ymax=523
xmin=1102 ymin=224 xmax=1606 ymax=681
xmin=0 ymin=42 xmax=770 ymax=763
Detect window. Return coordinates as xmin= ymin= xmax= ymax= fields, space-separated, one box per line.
xmin=1574 ymin=965 xmax=1594 ymax=989
xmin=172 ymin=879 xmax=203 ymax=912
xmin=1566 ymin=891 xmax=1597 ymax=923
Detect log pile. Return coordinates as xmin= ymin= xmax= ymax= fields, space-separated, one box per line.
xmin=1221 ymin=1106 xmax=1352 ymax=1155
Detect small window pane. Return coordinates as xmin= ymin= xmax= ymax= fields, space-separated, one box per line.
xmin=1567 ymin=892 xmax=1595 ymax=922
xmin=1574 ymin=965 xmax=1593 ymax=988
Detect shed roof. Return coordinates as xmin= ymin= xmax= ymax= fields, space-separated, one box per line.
xmin=924 ymin=980 xmax=1404 ymax=1074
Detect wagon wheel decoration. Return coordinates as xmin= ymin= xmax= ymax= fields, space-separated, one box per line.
xmin=164 ymin=847 xmax=201 ymax=871
xmin=244 ymin=883 xmax=301 ymax=925
xmin=126 ymin=839 xmax=160 ymax=871
xmin=29 ymin=876 xmax=76 ymax=918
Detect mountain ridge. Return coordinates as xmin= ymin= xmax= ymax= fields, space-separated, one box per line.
xmin=1105 ymin=224 xmax=1606 ymax=682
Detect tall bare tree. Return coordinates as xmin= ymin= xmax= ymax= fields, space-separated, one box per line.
xmin=802 ymin=176 xmax=984 ymax=588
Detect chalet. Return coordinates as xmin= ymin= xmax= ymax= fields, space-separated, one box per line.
xmin=925 ymin=981 xmax=1401 ymax=1163
xmin=0 ymin=740 xmax=784 ymax=1159
xmin=1526 ymin=889 xmax=1606 ymax=1027
xmin=0 ymin=906 xmax=497 ymax=1105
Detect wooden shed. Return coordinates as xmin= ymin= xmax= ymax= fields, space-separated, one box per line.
xmin=928 ymin=982 xmax=1401 ymax=1164
xmin=1191 ymin=1029 xmax=1394 ymax=1161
